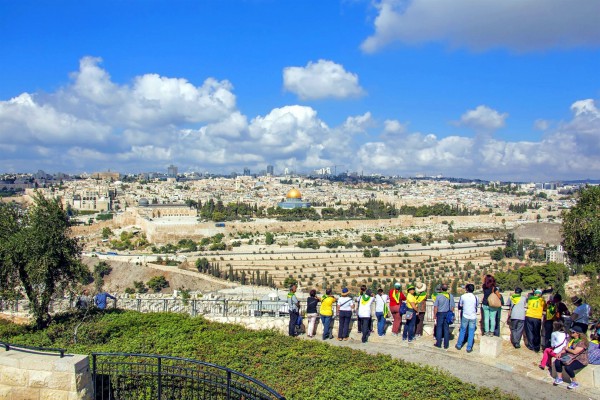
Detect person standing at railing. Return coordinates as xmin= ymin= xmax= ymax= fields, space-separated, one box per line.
xmin=305 ymin=289 xmax=319 ymax=338
xmin=320 ymin=288 xmax=336 ymax=340
xmin=374 ymin=288 xmax=389 ymax=337
xmin=389 ymin=282 xmax=406 ymax=337
xmin=414 ymin=282 xmax=427 ymax=338
xmin=287 ymin=284 xmax=300 ymax=337
xmin=337 ymin=288 xmax=354 ymax=341
xmin=94 ymin=291 xmax=116 ymax=310
xmin=76 ymin=289 xmax=91 ymax=311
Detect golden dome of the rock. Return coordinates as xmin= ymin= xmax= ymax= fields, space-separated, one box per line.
xmin=286 ymin=188 xmax=302 ymax=199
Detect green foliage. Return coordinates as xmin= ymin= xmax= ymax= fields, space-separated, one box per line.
xmin=296 ymin=239 xmax=320 ymax=249
xmin=283 ymin=277 xmax=297 ymax=288
xmin=495 ymin=262 xmax=569 ymax=295
xmin=265 ymin=232 xmax=275 ymax=245
xmin=490 ymin=247 xmax=504 ymax=261
xmin=96 ymin=213 xmax=114 ymax=221
xmin=101 ymin=227 xmax=113 ymax=239
xmin=562 ymin=185 xmax=600 ymax=266
xmin=0 ymin=312 xmax=517 ymax=400
xmin=133 ymin=281 xmax=148 ymax=294
xmin=147 ymin=276 xmax=169 ymax=293
xmin=0 ymin=192 xmax=86 ymax=328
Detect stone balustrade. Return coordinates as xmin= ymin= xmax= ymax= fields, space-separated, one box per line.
xmin=0 ymin=351 xmax=92 ymax=400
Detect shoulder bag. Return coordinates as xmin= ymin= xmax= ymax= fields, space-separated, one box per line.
xmin=488 ymin=291 xmax=502 ymax=308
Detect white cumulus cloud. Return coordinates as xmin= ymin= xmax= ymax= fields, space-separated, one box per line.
xmin=457 ymin=105 xmax=508 ymax=132
xmin=361 ymin=0 xmax=600 ymax=53
xmin=283 ymin=60 xmax=365 ymax=100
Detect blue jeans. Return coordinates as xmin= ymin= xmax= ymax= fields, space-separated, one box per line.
xmin=321 ymin=315 xmax=333 ymax=339
xmin=402 ymin=310 xmax=416 ymax=340
xmin=376 ymin=312 xmax=386 ymax=335
xmin=435 ymin=311 xmax=450 ymax=348
xmin=456 ymin=316 xmax=476 ymax=351
xmin=482 ymin=305 xmax=498 ymax=334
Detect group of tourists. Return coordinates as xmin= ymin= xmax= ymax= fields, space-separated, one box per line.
xmin=287 ymin=274 xmax=599 ymax=390
xmin=287 ymin=281 xmax=455 ymax=346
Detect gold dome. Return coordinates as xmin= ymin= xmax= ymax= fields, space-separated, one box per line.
xmin=286 ymin=188 xmax=302 ymax=199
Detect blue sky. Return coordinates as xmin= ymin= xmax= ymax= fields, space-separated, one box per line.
xmin=1 ymin=0 xmax=599 ymax=181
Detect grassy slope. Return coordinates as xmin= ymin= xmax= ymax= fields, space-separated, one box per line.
xmin=0 ymin=310 xmax=516 ymax=400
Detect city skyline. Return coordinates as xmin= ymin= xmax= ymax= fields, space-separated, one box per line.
xmin=1 ymin=1 xmax=599 ymax=181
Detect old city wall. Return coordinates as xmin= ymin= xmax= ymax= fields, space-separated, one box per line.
xmin=0 ymin=351 xmax=93 ymax=399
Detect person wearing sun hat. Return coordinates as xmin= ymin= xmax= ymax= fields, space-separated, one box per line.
xmin=336 ymin=287 xmax=354 ymax=341
xmin=389 ymin=282 xmax=406 ymax=337
xmin=402 ymin=284 xmax=418 ymax=342
xmin=553 ymin=324 xmax=589 ymax=390
xmin=414 ymin=281 xmax=428 ymax=337
xmin=525 ymin=288 xmax=546 ymax=352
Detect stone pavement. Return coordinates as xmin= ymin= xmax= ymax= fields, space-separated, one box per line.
xmin=303 ymin=328 xmax=600 ymax=400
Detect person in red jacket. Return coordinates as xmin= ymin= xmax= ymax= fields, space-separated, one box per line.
xmin=389 ymin=282 xmax=406 ymax=336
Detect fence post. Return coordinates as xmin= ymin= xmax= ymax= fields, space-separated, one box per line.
xmin=157 ymin=356 xmax=162 ymax=399
xmin=163 ymin=299 xmax=167 ymax=312
xmin=137 ymin=298 xmax=141 ymax=312
xmin=226 ymin=369 xmax=231 ymax=399
xmin=192 ymin=300 xmax=196 ymax=317
xmin=92 ymin=354 xmax=97 ymax=399
xmin=224 ymin=300 xmax=228 ymax=317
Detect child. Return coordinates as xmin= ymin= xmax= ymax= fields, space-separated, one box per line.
xmin=539 ymin=320 xmax=567 ymax=370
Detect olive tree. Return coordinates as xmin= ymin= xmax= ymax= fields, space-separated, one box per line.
xmin=0 ymin=193 xmax=86 ymax=328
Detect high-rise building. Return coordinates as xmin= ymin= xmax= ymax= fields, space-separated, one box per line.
xmin=243 ymin=167 xmax=251 ymax=176
xmin=167 ymin=164 xmax=178 ymax=178
xmin=266 ymin=165 xmax=274 ymax=176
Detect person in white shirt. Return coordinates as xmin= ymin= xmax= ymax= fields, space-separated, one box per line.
xmin=539 ymin=320 xmax=567 ymax=370
xmin=455 ymin=283 xmax=478 ymax=353
xmin=374 ymin=288 xmax=389 ymax=336
xmin=357 ymin=288 xmax=375 ymax=343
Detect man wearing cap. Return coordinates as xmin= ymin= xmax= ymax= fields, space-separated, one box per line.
xmin=571 ymin=296 xmax=592 ymax=334
xmin=507 ymin=287 xmax=527 ymax=348
xmin=456 ymin=283 xmax=478 ymax=353
xmin=287 ymin=284 xmax=300 ymax=337
xmin=357 ymin=288 xmax=375 ymax=343
xmin=433 ymin=284 xmax=454 ymax=349
xmin=389 ymin=282 xmax=406 ymax=337
xmin=402 ymin=284 xmax=418 ymax=342
xmin=525 ymin=289 xmax=546 ymax=352
xmin=414 ymin=282 xmax=428 ymax=338
xmin=336 ymin=287 xmax=354 ymax=341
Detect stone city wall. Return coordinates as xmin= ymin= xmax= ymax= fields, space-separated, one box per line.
xmin=0 ymin=351 xmax=92 ymax=400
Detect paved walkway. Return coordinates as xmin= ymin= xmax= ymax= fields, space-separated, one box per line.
xmin=304 ymin=329 xmax=600 ymax=400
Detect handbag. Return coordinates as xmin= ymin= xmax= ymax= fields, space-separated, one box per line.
xmin=560 ymin=353 xmax=576 ymax=365
xmin=446 ymin=310 xmax=455 ymax=324
xmin=488 ymin=291 xmax=502 ymax=308
xmin=399 ymin=302 xmax=407 ymax=315
xmin=405 ymin=309 xmax=414 ymax=320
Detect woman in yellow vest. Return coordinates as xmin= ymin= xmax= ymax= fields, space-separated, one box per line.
xmin=319 ymin=288 xmax=336 ymax=340
xmin=525 ymin=289 xmax=546 ymax=352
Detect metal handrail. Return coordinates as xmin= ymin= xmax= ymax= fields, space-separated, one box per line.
xmin=92 ymin=352 xmax=285 ymax=400
xmin=0 ymin=341 xmax=66 ymax=358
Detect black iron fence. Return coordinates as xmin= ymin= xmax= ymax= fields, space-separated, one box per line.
xmin=92 ymin=353 xmax=285 ymax=400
